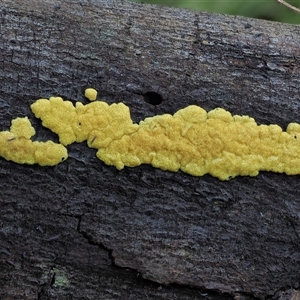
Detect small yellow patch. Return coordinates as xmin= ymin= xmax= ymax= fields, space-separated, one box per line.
xmin=10 ymin=117 xmax=36 ymax=139
xmin=0 ymin=117 xmax=68 ymax=166
xmin=84 ymin=88 xmax=97 ymax=101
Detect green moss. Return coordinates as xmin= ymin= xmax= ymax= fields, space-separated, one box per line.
xmin=52 ymin=268 xmax=70 ymax=287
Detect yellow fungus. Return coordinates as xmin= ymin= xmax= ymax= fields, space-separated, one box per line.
xmin=84 ymin=88 xmax=97 ymax=101
xmin=29 ymin=88 xmax=300 ymax=180
xmin=10 ymin=117 xmax=35 ymax=139
xmin=0 ymin=117 xmax=68 ymax=166
xmin=3 ymin=88 xmax=300 ymax=179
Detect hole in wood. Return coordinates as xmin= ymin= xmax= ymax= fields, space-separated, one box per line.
xmin=143 ymin=92 xmax=163 ymax=105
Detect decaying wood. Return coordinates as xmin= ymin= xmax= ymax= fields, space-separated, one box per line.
xmin=0 ymin=0 xmax=300 ymax=299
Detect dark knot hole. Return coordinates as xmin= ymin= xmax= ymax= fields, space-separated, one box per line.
xmin=143 ymin=92 xmax=163 ymax=106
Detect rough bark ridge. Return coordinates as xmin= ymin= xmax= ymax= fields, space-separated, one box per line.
xmin=0 ymin=0 xmax=300 ymax=299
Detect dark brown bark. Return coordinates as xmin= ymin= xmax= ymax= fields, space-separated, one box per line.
xmin=0 ymin=0 xmax=300 ymax=299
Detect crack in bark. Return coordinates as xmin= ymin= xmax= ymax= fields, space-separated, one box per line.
xmin=37 ymin=267 xmax=57 ymax=300
xmin=75 ymin=215 xmax=262 ymax=300
xmin=76 ymin=214 xmax=115 ymax=264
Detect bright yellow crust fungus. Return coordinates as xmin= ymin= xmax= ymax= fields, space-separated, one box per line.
xmin=29 ymin=88 xmax=300 ymax=180
xmin=3 ymin=88 xmax=300 ymax=179
xmin=85 ymin=88 xmax=97 ymax=101
xmin=0 ymin=117 xmax=68 ymax=166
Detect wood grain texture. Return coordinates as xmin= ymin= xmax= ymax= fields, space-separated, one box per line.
xmin=0 ymin=0 xmax=300 ymax=299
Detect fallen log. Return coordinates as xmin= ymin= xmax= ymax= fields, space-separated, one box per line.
xmin=0 ymin=0 xmax=300 ymax=299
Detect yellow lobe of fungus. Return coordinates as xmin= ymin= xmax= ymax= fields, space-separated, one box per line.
xmin=0 ymin=117 xmax=68 ymax=166
xmin=10 ymin=117 xmax=36 ymax=139
xmin=85 ymin=88 xmax=97 ymax=101
xmin=29 ymin=89 xmax=300 ymax=180
xmin=31 ymin=97 xmax=77 ymax=146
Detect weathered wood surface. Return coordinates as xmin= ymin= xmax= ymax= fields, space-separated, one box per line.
xmin=0 ymin=0 xmax=300 ymax=299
